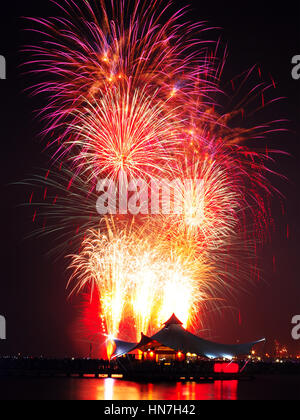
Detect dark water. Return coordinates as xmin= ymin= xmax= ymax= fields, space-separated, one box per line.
xmin=0 ymin=375 xmax=299 ymax=400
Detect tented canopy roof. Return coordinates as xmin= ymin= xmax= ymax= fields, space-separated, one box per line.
xmin=112 ymin=314 xmax=265 ymax=360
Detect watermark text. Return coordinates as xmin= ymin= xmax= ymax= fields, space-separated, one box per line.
xmin=291 ymin=315 xmax=300 ymax=340
xmin=0 ymin=315 xmax=6 ymax=340
xmin=0 ymin=55 xmax=6 ymax=80
xmin=96 ymin=173 xmax=204 ymax=217
xmin=292 ymin=55 xmax=300 ymax=80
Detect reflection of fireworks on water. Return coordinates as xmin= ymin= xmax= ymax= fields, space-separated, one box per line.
xmin=25 ymin=0 xmax=283 ymax=348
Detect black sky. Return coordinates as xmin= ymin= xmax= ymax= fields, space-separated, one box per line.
xmin=0 ymin=0 xmax=299 ymax=357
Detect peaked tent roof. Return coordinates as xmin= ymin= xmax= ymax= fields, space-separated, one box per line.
xmin=112 ymin=314 xmax=265 ymax=360
xmin=164 ymin=313 xmax=183 ymax=327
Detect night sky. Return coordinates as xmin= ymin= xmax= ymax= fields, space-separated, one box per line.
xmin=0 ymin=0 xmax=299 ymax=358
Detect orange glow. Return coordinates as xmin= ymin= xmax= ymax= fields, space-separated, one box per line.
xmin=70 ymin=227 xmax=209 ymax=341
xmin=176 ymin=351 xmax=185 ymax=361
xmin=106 ymin=339 xmax=116 ymax=361
xmin=170 ymin=88 xmax=177 ymax=98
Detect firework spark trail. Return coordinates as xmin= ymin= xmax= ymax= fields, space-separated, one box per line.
xmin=25 ymin=0 xmax=284 ymax=347
xmin=68 ymin=227 xmax=209 ymax=341
xmin=25 ymin=0 xmax=219 ymax=151
xmin=166 ymin=155 xmax=241 ymax=247
xmin=67 ymin=87 xmax=183 ymax=181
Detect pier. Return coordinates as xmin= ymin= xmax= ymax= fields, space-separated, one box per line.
xmin=0 ymin=358 xmax=299 ymax=382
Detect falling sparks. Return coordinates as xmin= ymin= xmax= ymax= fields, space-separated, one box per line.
xmin=25 ymin=0 xmax=283 ymax=349
xmin=69 ymin=227 xmax=209 ymax=341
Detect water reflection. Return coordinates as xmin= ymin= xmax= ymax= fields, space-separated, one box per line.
xmin=104 ymin=378 xmax=114 ymax=400
xmin=1 ymin=375 xmax=299 ymax=400
xmin=75 ymin=379 xmax=238 ymax=400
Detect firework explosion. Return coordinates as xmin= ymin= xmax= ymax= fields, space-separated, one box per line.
xmin=68 ymin=225 xmax=209 ymax=340
xmin=26 ymin=0 xmax=283 ymax=350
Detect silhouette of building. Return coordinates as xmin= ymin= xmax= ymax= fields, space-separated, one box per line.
xmin=112 ymin=314 xmax=265 ymax=361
